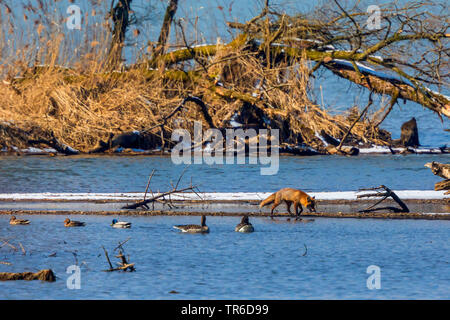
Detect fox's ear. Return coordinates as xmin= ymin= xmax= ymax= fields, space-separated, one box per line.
xmin=312 ymin=196 xmax=316 ymax=199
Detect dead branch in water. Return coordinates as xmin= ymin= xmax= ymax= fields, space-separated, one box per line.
xmin=0 ymin=238 xmax=18 ymax=252
xmin=102 ymin=239 xmax=135 ymax=272
xmin=357 ymin=185 xmax=409 ymax=213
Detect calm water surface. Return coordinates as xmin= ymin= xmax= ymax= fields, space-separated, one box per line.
xmin=1 ymin=154 xmax=450 ymax=193
xmin=0 ymin=215 xmax=448 ymax=299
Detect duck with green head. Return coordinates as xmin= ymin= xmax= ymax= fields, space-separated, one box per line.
xmin=111 ymin=219 xmax=131 ymax=228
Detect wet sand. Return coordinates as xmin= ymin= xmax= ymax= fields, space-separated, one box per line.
xmin=1 ymin=198 xmax=449 ymax=220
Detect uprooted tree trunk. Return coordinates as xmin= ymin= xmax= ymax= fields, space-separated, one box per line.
xmin=425 ymin=162 xmax=450 ymax=195
xmin=0 ymin=269 xmax=56 ymax=282
xmin=357 ymin=185 xmax=409 ymax=213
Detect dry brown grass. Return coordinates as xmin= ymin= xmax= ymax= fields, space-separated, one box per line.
xmin=0 ymin=4 xmax=391 ymax=154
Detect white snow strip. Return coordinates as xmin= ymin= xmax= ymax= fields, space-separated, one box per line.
xmin=314 ymin=131 xmax=328 ymax=146
xmin=359 ymin=146 xmax=444 ymax=154
xmin=332 ymin=59 xmax=375 ymax=72
xmin=0 ymin=190 xmax=447 ymax=201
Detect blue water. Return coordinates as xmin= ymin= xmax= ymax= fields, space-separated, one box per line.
xmin=0 ymin=215 xmax=448 ymax=299
xmin=0 ymin=154 xmax=449 ymax=193
xmin=1 ymin=0 xmax=449 ymax=300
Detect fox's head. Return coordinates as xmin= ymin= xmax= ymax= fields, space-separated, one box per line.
xmin=306 ymin=196 xmax=316 ymax=212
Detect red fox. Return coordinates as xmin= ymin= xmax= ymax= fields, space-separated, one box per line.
xmin=259 ymin=188 xmax=316 ymax=219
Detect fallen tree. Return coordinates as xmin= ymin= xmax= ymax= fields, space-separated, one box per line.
xmin=0 ymin=1 xmax=448 ymax=154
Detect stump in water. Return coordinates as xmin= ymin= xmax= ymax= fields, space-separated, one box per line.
xmin=0 ymin=269 xmax=56 ymax=282
xmin=394 ymin=117 xmax=419 ymax=147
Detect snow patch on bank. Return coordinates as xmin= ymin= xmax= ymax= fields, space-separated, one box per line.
xmin=0 ymin=190 xmax=447 ymax=201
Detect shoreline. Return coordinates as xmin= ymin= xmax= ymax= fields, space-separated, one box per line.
xmin=1 ymin=145 xmax=449 ymax=156
xmin=1 ymin=209 xmax=449 ymax=220
xmin=0 ymin=193 xmax=448 ymax=220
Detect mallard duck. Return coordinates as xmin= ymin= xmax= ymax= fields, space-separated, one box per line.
xmin=9 ymin=215 xmax=30 ymax=225
xmin=111 ymin=219 xmax=131 ymax=228
xmin=173 ymin=215 xmax=209 ymax=233
xmin=64 ymin=218 xmax=86 ymax=227
xmin=235 ymin=215 xmax=254 ymax=233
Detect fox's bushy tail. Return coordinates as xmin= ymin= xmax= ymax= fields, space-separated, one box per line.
xmin=259 ymin=193 xmax=276 ymax=208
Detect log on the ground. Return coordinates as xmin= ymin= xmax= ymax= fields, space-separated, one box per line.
xmin=0 ymin=269 xmax=56 ymax=282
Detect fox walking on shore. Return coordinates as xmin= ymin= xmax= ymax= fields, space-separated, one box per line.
xmin=260 ymin=188 xmax=316 ymax=219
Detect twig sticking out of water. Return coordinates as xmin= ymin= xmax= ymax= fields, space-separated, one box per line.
xmin=102 ymin=246 xmax=113 ymax=270
xmin=18 ymin=242 xmax=26 ymax=255
xmin=102 ymin=240 xmax=135 ymax=272
xmin=302 ymin=244 xmax=307 ymax=257
xmin=0 ymin=238 xmax=18 ymax=252
xmin=143 ymin=169 xmax=156 ymax=201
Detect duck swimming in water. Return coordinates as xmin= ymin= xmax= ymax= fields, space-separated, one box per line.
xmin=235 ymin=215 xmax=254 ymax=233
xmin=64 ymin=218 xmax=86 ymax=227
xmin=173 ymin=215 xmax=209 ymax=234
xmin=9 ymin=216 xmax=30 ymax=225
xmin=111 ymin=219 xmax=131 ymax=228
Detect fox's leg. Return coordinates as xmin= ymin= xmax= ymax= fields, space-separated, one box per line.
xmin=285 ymin=201 xmax=293 ymax=216
xmin=270 ymin=197 xmax=281 ymax=219
xmin=294 ymin=202 xmax=303 ymax=220
xmin=270 ymin=193 xmax=281 ymax=219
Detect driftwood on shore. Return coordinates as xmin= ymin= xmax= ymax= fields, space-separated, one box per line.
xmin=0 ymin=269 xmax=56 ymax=282
xmin=357 ymin=185 xmax=409 ymax=213
xmin=122 ymin=167 xmax=201 ymax=210
xmin=425 ymin=162 xmax=450 ymax=195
